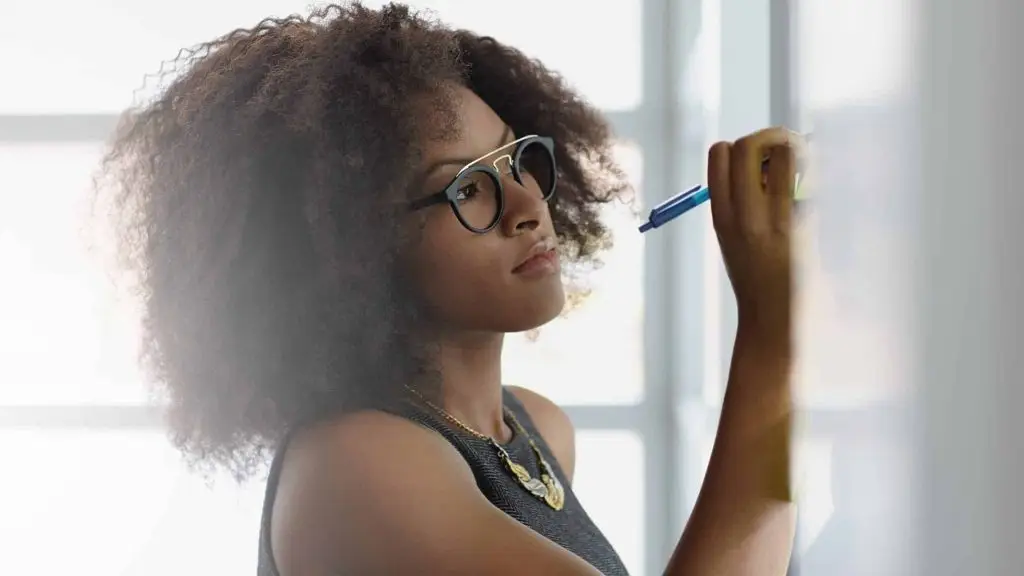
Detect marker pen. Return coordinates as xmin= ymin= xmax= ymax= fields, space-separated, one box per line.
xmin=639 ymin=138 xmax=810 ymax=233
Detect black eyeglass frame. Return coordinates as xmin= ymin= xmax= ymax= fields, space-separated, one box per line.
xmin=407 ymin=134 xmax=557 ymax=234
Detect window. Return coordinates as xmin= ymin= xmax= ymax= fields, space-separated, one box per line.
xmin=0 ymin=429 xmax=264 ymax=576
xmin=0 ymin=143 xmax=148 ymax=405
xmin=574 ymin=430 xmax=646 ymax=576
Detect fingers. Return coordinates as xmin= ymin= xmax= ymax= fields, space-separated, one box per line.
xmin=731 ymin=127 xmax=804 ymax=232
xmin=707 ymin=141 xmax=733 ymax=235
xmin=765 ymin=144 xmax=796 ymax=230
xmin=709 ymin=127 xmax=805 ymax=238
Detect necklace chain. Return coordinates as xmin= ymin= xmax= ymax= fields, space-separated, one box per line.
xmin=403 ymin=385 xmax=565 ymax=511
xmin=404 ymin=386 xmax=524 ymax=440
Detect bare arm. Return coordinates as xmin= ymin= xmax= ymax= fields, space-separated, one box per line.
xmin=665 ymin=127 xmax=801 ymax=575
xmin=512 ymin=335 xmax=794 ymax=576
xmin=665 ymin=326 xmax=795 ymax=575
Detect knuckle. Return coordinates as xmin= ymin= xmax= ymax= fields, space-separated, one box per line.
xmin=766 ymin=126 xmax=794 ymax=142
xmin=735 ymin=126 xmax=797 ymax=157
xmin=708 ymin=141 xmax=731 ymax=161
xmin=732 ymin=136 xmax=754 ymax=157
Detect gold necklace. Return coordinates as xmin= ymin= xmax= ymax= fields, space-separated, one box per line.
xmin=404 ymin=386 xmax=565 ymax=511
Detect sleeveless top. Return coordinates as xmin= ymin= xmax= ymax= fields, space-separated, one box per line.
xmin=256 ymin=387 xmax=630 ymax=575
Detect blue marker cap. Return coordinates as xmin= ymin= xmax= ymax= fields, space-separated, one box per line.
xmin=638 ymin=184 xmax=710 ymax=232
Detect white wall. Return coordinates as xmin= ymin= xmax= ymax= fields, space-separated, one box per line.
xmin=792 ymin=0 xmax=1024 ymax=573
xmin=917 ymin=0 xmax=1024 ymax=573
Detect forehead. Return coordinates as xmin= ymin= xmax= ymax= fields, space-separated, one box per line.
xmin=423 ymin=86 xmax=508 ymax=160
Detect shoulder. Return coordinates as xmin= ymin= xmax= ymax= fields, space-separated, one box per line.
xmin=269 ymin=410 xmax=468 ymax=573
xmin=268 ymin=409 xmax=600 ymax=576
xmin=506 ymin=385 xmax=576 ymax=482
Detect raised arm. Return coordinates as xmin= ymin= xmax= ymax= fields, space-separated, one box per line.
xmin=665 ymin=127 xmax=802 ymax=576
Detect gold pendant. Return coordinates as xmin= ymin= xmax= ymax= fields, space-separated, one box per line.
xmin=528 ymin=439 xmax=565 ymax=511
xmin=507 ymin=460 xmax=535 ymax=484
xmin=497 ymin=445 xmax=566 ymax=510
xmin=541 ymin=472 xmax=565 ymax=511
xmin=536 ymin=448 xmax=565 ymax=511
xmin=504 ymin=457 xmax=549 ymax=498
xmin=521 ymin=476 xmax=551 ymax=500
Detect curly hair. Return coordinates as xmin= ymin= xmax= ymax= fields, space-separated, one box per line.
xmin=100 ymin=2 xmax=629 ymax=479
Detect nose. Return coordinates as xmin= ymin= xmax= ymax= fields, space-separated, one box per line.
xmin=499 ymin=173 xmax=546 ymax=236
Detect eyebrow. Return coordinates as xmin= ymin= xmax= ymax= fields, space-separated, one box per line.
xmin=424 ymin=124 xmax=514 ymax=177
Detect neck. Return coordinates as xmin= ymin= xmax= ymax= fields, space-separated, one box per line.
xmin=433 ymin=330 xmax=509 ymax=441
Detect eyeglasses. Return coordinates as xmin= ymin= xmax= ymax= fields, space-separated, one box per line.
xmin=408 ymin=135 xmax=557 ymax=234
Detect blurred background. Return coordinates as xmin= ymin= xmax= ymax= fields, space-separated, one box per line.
xmin=2 ymin=0 xmax=1022 ymax=574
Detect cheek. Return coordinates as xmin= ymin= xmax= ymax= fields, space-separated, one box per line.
xmin=410 ymin=217 xmax=503 ymax=312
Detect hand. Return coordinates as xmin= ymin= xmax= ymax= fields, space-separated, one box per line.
xmin=708 ymin=127 xmax=804 ymax=343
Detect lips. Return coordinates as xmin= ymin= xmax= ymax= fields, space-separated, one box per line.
xmin=512 ymin=239 xmax=560 ymax=276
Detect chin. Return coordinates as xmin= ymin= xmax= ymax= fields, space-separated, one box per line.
xmin=502 ymin=283 xmax=566 ymax=333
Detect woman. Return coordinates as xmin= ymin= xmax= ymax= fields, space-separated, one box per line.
xmin=103 ymin=3 xmax=799 ymax=574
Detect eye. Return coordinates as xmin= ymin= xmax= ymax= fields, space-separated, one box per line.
xmin=453 ymin=171 xmax=492 ymax=203
xmin=455 ymin=181 xmax=481 ymax=202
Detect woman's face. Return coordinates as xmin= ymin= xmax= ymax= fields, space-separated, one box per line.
xmin=406 ymin=87 xmax=566 ymax=334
